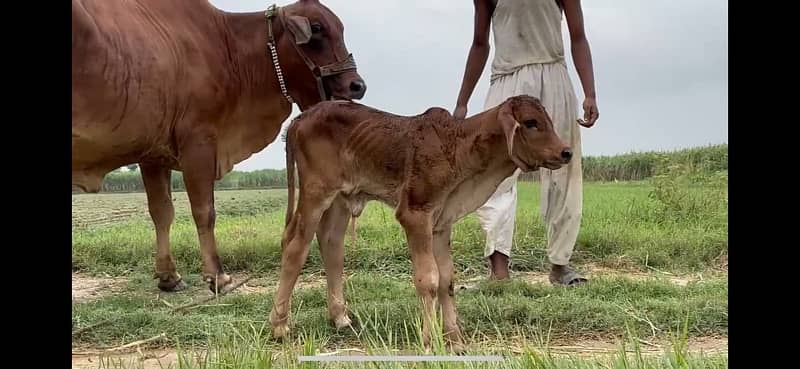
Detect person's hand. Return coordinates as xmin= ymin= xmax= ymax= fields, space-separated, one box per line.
xmin=577 ymin=97 xmax=599 ymax=128
xmin=453 ymin=105 xmax=468 ymax=120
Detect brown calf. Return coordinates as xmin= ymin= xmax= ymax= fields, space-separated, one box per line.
xmin=270 ymin=95 xmax=572 ymax=348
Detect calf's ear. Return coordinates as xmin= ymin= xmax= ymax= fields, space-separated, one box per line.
xmin=498 ymin=101 xmax=519 ymax=159
xmin=286 ymin=16 xmax=312 ymax=44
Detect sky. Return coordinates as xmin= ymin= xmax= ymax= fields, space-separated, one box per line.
xmin=208 ymin=0 xmax=728 ymax=171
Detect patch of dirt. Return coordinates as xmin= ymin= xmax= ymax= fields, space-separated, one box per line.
xmin=72 ymin=348 xmax=187 ymax=369
xmin=714 ymin=253 xmax=728 ymax=271
xmin=458 ymin=264 xmax=721 ymax=290
xmin=232 ymin=272 xmax=327 ymax=296
xmin=73 ymin=264 xmax=726 ymax=304
xmin=686 ymin=336 xmax=729 ymax=353
xmin=71 ymin=272 xmax=330 ymax=304
xmin=579 ymin=264 xmax=698 ymax=286
xmin=72 ymin=272 xmax=128 ymax=303
xmin=72 ymin=264 xmax=727 ymax=303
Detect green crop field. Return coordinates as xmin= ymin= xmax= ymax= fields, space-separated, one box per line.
xmin=71 ymin=147 xmax=728 ymax=369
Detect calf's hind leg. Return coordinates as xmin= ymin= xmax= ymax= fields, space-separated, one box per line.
xmin=316 ymin=195 xmax=352 ymax=330
xmin=270 ymin=184 xmax=337 ymax=339
xmin=433 ymin=225 xmax=463 ymax=350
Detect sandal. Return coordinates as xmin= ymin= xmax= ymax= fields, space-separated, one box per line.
xmin=549 ymin=266 xmax=588 ymax=287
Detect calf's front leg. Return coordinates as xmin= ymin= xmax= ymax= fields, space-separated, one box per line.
xmin=397 ymin=208 xmax=439 ymax=348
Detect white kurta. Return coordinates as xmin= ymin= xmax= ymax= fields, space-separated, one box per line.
xmin=477 ymin=0 xmax=583 ymax=265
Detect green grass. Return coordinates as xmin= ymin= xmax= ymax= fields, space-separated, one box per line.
xmin=72 ymin=175 xmax=728 ymax=367
xmin=91 ymin=332 xmax=728 ymax=369
xmin=77 ymin=272 xmax=727 ymax=368
xmin=84 ymin=311 xmax=727 ymax=369
xmin=72 ymin=272 xmax=727 ymax=348
xmin=72 ymin=181 xmax=727 ymax=276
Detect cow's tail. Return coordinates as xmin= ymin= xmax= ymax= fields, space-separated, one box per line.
xmin=284 ymin=124 xmax=297 ymax=227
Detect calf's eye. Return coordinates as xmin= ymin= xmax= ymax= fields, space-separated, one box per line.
xmin=523 ymin=119 xmax=537 ymax=129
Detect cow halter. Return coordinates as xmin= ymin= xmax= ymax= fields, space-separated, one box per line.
xmin=265 ymin=4 xmax=358 ymax=104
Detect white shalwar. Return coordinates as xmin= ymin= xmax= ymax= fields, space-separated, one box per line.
xmin=476 ymin=0 xmax=583 ymax=266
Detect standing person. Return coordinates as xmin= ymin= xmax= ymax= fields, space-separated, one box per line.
xmin=453 ymin=0 xmax=599 ymax=285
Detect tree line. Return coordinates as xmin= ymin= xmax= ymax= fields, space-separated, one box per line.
xmin=75 ymin=144 xmax=727 ymax=193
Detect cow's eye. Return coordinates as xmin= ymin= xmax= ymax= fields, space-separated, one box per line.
xmin=311 ymin=23 xmax=323 ymax=34
xmin=523 ymin=119 xmax=537 ymax=129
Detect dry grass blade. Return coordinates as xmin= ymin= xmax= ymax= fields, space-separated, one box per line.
xmin=105 ymin=332 xmax=167 ymax=352
xmin=636 ymin=338 xmax=661 ymax=348
xmin=645 ymin=265 xmax=675 ymax=276
xmin=185 ymin=303 xmax=234 ymax=311
xmin=614 ymin=302 xmax=661 ymax=339
xmin=315 ymin=348 xmax=367 ymax=357
xmin=171 ymin=276 xmax=253 ymax=313
xmin=72 ymin=318 xmax=113 ymax=336
xmin=72 ymin=350 xmax=105 ymax=356
xmin=158 ymin=298 xmax=174 ymax=308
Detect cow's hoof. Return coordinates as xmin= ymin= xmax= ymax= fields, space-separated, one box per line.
xmin=156 ymin=273 xmax=186 ymax=292
xmin=333 ymin=315 xmax=353 ymax=330
xmin=204 ymin=273 xmax=233 ymax=294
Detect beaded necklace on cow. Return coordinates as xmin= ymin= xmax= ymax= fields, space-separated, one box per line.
xmin=265 ymin=4 xmax=358 ymax=104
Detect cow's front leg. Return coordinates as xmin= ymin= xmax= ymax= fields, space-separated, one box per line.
xmin=316 ymin=195 xmax=352 ymax=330
xmin=180 ymin=134 xmax=232 ymax=293
xmin=433 ymin=224 xmax=464 ymax=352
xmin=141 ymin=162 xmax=185 ymax=292
xmin=397 ymin=207 xmax=438 ymax=349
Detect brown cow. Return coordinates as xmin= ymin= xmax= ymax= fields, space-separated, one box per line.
xmin=270 ymin=95 xmax=572 ymax=348
xmin=72 ymin=0 xmax=366 ymax=292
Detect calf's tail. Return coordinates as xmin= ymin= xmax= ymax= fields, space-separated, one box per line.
xmin=284 ymin=125 xmax=297 ymax=227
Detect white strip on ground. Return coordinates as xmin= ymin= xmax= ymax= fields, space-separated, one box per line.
xmin=297 ymin=355 xmax=504 ymax=362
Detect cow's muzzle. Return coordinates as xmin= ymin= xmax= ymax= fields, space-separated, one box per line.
xmin=348 ymin=79 xmax=367 ymax=100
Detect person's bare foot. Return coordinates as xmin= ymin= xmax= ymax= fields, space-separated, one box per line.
xmin=549 ymin=264 xmax=587 ymax=286
xmin=489 ymin=252 xmax=510 ymax=280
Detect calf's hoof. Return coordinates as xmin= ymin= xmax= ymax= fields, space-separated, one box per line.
xmin=155 ymin=272 xmax=186 ymax=292
xmin=270 ymin=319 xmax=290 ymax=340
xmin=446 ymin=339 xmax=467 ymax=354
xmin=203 ymin=273 xmax=233 ymax=294
xmin=332 ymin=314 xmax=353 ymax=330
xmin=421 ymin=335 xmax=432 ymax=352
xmin=270 ymin=310 xmax=290 ymax=340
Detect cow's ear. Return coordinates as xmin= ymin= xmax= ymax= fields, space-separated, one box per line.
xmin=285 ymin=16 xmax=312 ymax=44
xmin=498 ymin=100 xmax=520 ymax=160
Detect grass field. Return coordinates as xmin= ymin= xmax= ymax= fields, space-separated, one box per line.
xmin=71 ymin=177 xmax=728 ymax=368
